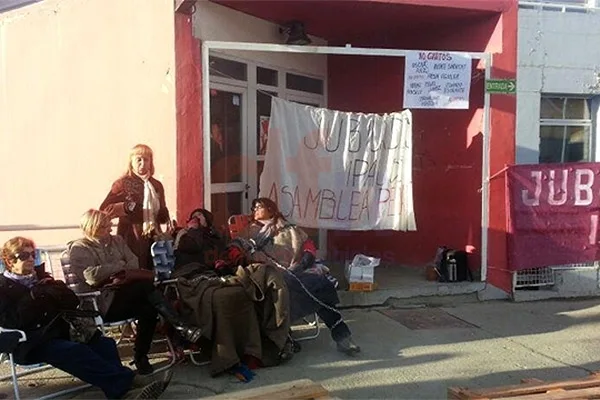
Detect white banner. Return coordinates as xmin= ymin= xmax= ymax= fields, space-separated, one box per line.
xmin=403 ymin=51 xmax=472 ymax=109
xmin=259 ymin=98 xmax=417 ymax=231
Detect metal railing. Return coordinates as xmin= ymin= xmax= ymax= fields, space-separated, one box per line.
xmin=519 ymin=0 xmax=599 ymax=12
xmin=0 ymin=224 xmax=79 ymax=232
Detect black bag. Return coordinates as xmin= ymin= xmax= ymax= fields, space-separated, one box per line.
xmin=61 ymin=309 xmax=101 ymax=344
xmin=435 ymin=246 xmax=472 ymax=282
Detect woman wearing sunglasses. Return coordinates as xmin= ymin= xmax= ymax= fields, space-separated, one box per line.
xmin=0 ymin=236 xmax=171 ymax=399
xmin=68 ymin=209 xmax=202 ymax=375
xmin=228 ymin=198 xmax=361 ymax=356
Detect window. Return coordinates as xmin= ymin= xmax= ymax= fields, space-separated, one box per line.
xmin=286 ymin=73 xmax=324 ymax=94
xmin=209 ymin=57 xmax=247 ymax=81
xmin=539 ymin=96 xmax=592 ymax=163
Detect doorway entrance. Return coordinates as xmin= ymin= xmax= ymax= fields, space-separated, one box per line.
xmin=207 ymin=53 xmax=327 ymax=255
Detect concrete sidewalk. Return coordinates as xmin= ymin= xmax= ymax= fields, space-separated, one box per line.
xmin=4 ymin=298 xmax=600 ymax=399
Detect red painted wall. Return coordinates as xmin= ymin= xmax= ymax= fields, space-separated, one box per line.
xmin=327 ymin=5 xmax=517 ymax=291
xmin=174 ymin=12 xmax=204 ymax=224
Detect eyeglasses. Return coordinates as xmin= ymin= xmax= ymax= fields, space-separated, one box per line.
xmin=251 ymin=204 xmax=265 ymax=212
xmin=13 ymin=251 xmax=36 ymax=261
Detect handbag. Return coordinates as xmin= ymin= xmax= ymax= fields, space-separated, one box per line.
xmin=104 ymin=269 xmax=155 ymax=288
xmin=61 ymin=309 xmax=101 ymax=344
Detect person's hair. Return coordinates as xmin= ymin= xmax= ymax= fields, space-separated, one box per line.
xmin=126 ymin=144 xmax=155 ymax=177
xmin=1 ymin=236 xmax=35 ymax=269
xmin=188 ymin=208 xmax=214 ymax=227
xmin=250 ymin=197 xmax=286 ymax=222
xmin=80 ymin=209 xmax=112 ymax=241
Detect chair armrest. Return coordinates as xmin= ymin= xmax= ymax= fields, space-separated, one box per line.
xmin=155 ymin=279 xmax=178 ymax=286
xmin=0 ymin=327 xmax=27 ymax=343
xmin=75 ymin=291 xmax=102 ymax=298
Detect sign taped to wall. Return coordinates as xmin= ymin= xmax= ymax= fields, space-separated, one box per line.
xmin=507 ymin=162 xmax=600 ymax=270
xmin=259 ymin=98 xmax=416 ymax=231
xmin=403 ymin=51 xmax=472 ymax=109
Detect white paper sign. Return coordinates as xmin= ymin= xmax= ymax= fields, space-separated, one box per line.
xmin=403 ymin=51 xmax=472 ymax=109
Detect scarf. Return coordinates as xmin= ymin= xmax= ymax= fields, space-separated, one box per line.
xmin=3 ymin=270 xmax=38 ymax=288
xmin=141 ymin=177 xmax=161 ymax=234
xmin=257 ymin=218 xmax=279 ymax=239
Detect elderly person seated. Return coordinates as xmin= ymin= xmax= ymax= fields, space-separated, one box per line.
xmin=173 ymin=208 xmax=227 ymax=275
xmin=0 ymin=236 xmax=171 ymax=399
xmin=68 ymin=209 xmax=202 ymax=375
xmin=171 ymin=207 xmax=296 ymax=377
xmin=228 ymin=197 xmax=361 ymax=356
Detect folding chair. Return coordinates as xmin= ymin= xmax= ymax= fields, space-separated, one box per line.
xmin=60 ymin=250 xmax=176 ymax=373
xmin=226 ymin=215 xmax=322 ymax=342
xmin=150 ymin=240 xmax=207 ymax=366
xmin=0 ymin=249 xmax=91 ymax=399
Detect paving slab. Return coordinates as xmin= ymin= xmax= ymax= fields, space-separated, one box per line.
xmin=3 ymin=300 xmax=600 ymax=399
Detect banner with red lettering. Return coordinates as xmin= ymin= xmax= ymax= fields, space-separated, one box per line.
xmin=259 ymin=98 xmax=416 ymax=231
xmin=507 ymin=163 xmax=600 ymax=271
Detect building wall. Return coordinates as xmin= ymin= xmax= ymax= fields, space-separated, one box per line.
xmin=516 ymin=5 xmax=600 ymax=164
xmin=326 ymin=7 xmax=517 ymax=289
xmin=192 ymin=1 xmax=327 ymax=77
xmin=0 ymin=0 xmax=177 ymax=247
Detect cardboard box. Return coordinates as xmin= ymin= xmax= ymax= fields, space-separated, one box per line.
xmin=345 ymin=254 xmax=380 ymax=291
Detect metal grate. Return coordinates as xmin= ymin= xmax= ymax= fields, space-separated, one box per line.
xmin=514 ymin=261 xmax=599 ymax=289
xmin=514 ymin=267 xmax=555 ymax=288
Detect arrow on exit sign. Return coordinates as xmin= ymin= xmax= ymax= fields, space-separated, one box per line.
xmin=486 ymin=79 xmax=516 ymax=94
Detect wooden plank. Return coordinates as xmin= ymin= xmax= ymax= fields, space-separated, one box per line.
xmin=463 ymin=376 xmax=600 ymax=398
xmin=501 ymin=386 xmax=600 ymax=400
xmin=203 ymin=379 xmax=329 ymax=400
xmin=447 ymin=387 xmax=488 ymax=400
xmin=520 ymin=379 xmax=544 ymax=384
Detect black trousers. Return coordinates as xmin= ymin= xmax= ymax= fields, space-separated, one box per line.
xmin=284 ymin=272 xmax=351 ymax=342
xmin=104 ymin=281 xmax=158 ymax=359
xmin=29 ymin=335 xmax=134 ymax=399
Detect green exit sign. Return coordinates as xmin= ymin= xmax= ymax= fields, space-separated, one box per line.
xmin=486 ymin=79 xmax=516 ymax=94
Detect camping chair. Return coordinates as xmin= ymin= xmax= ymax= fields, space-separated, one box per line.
xmin=60 ymin=251 xmax=176 ymax=373
xmin=226 ymin=215 xmax=322 ymax=342
xmin=0 ymin=249 xmax=91 ymax=399
xmin=150 ymin=240 xmax=207 ymax=366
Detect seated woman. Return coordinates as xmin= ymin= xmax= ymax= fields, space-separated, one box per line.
xmin=68 ymin=209 xmax=202 ymax=375
xmin=172 ymin=208 xmax=292 ymax=377
xmin=0 ymin=236 xmax=170 ymax=399
xmin=173 ymin=208 xmax=227 ymax=275
xmin=231 ymin=198 xmax=361 ymax=356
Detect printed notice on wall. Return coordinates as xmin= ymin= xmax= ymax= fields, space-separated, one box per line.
xmin=403 ymin=51 xmax=472 ymax=109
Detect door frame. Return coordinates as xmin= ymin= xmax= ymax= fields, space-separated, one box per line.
xmin=205 ymin=82 xmax=250 ymax=212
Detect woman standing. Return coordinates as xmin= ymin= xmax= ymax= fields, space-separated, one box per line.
xmin=100 ymin=144 xmax=170 ymax=270
xmin=232 ymin=198 xmax=361 ymax=356
xmin=68 ymin=209 xmax=202 ymax=375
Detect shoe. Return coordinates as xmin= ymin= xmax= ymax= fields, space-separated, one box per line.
xmin=123 ymin=379 xmax=166 ymax=399
xmin=132 ymin=356 xmax=154 ymax=375
xmin=173 ymin=325 xmax=202 ymax=344
xmin=336 ymin=336 xmax=361 ymax=356
xmin=278 ymin=337 xmax=296 ymax=363
xmin=127 ymin=370 xmax=172 ymax=398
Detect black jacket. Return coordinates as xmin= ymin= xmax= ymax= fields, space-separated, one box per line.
xmin=0 ymin=271 xmax=79 ymax=364
xmin=175 ymin=227 xmax=227 ymax=270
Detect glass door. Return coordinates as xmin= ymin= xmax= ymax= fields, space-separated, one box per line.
xmin=209 ymin=84 xmax=249 ymax=230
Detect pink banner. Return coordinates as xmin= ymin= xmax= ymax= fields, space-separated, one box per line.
xmin=507 ymin=162 xmax=600 ymax=271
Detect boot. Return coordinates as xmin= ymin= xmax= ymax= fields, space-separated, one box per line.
xmin=147 ymin=291 xmax=203 ymax=344
xmin=336 ymin=336 xmax=361 ymax=356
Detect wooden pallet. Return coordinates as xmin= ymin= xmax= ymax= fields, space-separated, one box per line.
xmin=204 ymin=378 xmax=335 ymax=400
xmin=448 ymin=371 xmax=600 ymax=399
